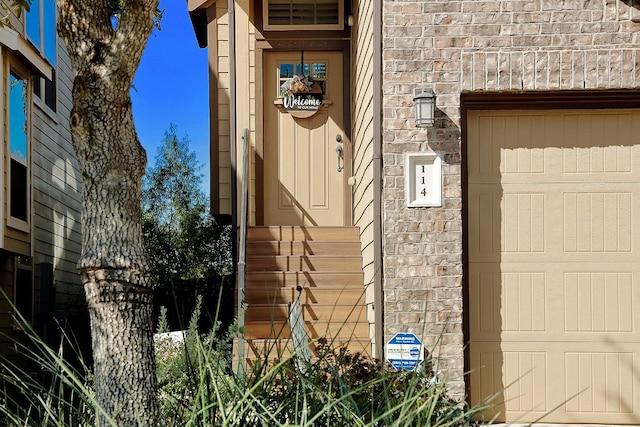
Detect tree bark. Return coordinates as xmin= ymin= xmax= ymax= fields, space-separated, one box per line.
xmin=57 ymin=1 xmax=160 ymax=425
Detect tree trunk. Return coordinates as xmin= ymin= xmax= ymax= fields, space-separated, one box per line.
xmin=57 ymin=1 xmax=160 ymax=425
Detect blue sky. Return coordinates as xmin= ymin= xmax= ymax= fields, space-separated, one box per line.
xmin=131 ymin=0 xmax=210 ymax=196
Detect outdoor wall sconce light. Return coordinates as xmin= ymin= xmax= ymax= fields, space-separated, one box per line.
xmin=413 ymin=88 xmax=436 ymax=127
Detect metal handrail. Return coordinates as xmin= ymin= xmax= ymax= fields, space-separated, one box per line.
xmin=237 ymin=128 xmax=249 ymax=374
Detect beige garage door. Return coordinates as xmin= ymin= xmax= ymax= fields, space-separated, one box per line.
xmin=467 ymin=109 xmax=640 ymax=424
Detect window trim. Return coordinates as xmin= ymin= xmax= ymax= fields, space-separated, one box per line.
xmin=32 ymin=70 xmax=58 ymax=118
xmin=6 ymin=62 xmax=32 ymax=233
xmin=262 ymin=0 xmax=344 ymax=31
xmin=0 ymin=26 xmax=52 ymax=79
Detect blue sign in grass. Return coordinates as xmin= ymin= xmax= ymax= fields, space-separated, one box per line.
xmin=386 ymin=332 xmax=424 ymax=371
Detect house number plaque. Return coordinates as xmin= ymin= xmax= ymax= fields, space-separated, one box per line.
xmin=405 ymin=152 xmax=442 ymax=207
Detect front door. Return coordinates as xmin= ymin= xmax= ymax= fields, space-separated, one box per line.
xmin=263 ymin=51 xmax=347 ymax=226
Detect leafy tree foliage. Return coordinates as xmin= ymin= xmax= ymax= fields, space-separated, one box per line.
xmin=142 ymin=125 xmax=231 ymax=283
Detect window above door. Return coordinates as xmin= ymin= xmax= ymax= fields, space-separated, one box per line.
xmin=278 ymin=62 xmax=327 ymax=97
xmin=263 ymin=0 xmax=343 ymax=31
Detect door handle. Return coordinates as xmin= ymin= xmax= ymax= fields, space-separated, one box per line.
xmin=335 ymin=144 xmax=343 ymax=172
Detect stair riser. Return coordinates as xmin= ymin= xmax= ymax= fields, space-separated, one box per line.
xmin=246 ymin=272 xmax=364 ymax=288
xmin=245 ymin=288 xmax=365 ymax=306
xmin=236 ymin=339 xmax=371 ymax=361
xmin=247 ymin=242 xmax=361 ymax=256
xmin=248 ymin=226 xmax=360 ymax=242
xmin=243 ymin=226 xmax=370 ymax=355
xmin=247 ymin=256 xmax=362 ymax=272
xmin=244 ymin=304 xmax=367 ymax=323
xmin=243 ymin=321 xmax=369 ymax=340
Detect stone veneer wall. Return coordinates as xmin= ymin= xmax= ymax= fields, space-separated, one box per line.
xmin=381 ymin=0 xmax=640 ymax=397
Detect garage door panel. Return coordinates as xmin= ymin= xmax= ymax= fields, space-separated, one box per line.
xmin=563 ymin=191 xmax=632 ymax=254
xmin=470 ymin=183 xmax=638 ymax=262
xmin=470 ymin=343 xmax=550 ymax=419
xmin=468 ymin=109 xmax=640 ymax=423
xmin=468 ymin=187 xmax=503 ymax=258
xmin=469 ymin=186 xmax=548 ymax=260
xmin=565 ymin=351 xmax=635 ymax=415
xmin=470 ymin=263 xmax=638 ymax=340
xmin=564 ymin=272 xmax=633 ymax=333
xmin=471 ymin=343 xmax=639 ymax=422
xmin=561 ymin=144 xmax=633 ymax=175
xmin=469 ymin=265 xmax=550 ymax=338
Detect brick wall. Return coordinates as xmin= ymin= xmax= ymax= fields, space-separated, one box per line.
xmin=381 ymin=0 xmax=640 ymax=397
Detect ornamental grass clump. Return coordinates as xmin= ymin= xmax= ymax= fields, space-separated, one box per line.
xmin=154 ymin=298 xmax=487 ymax=426
xmin=1 ymin=297 xmax=489 ymax=426
xmin=0 ymin=309 xmax=107 ymax=426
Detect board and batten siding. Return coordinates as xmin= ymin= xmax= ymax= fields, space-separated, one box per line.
xmin=351 ymin=0 xmax=378 ymax=355
xmin=210 ymin=2 xmax=232 ymax=216
xmin=208 ymin=1 xmax=256 ymax=221
xmin=233 ymin=0 xmax=256 ymax=226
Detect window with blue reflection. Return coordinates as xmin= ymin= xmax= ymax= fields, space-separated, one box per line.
xmin=278 ymin=61 xmax=328 ymax=97
xmin=9 ymin=73 xmax=28 ymax=164
xmin=25 ymin=0 xmax=56 ymax=66
xmin=44 ymin=0 xmax=56 ymax=65
xmin=312 ymin=63 xmax=326 ymax=78
xmin=280 ymin=64 xmax=294 ymax=78
xmin=25 ymin=0 xmax=41 ymax=49
xmin=9 ymin=72 xmax=29 ymax=222
xmin=295 ymin=63 xmax=310 ymax=76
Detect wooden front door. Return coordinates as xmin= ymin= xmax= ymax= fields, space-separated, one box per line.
xmin=263 ymin=51 xmax=347 ymax=226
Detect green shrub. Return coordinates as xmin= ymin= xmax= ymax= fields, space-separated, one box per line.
xmin=1 ymin=300 xmax=488 ymax=426
xmin=154 ymin=299 xmax=486 ymax=426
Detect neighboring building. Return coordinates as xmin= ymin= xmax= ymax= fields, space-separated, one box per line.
xmin=189 ymin=0 xmax=640 ymax=423
xmin=0 ymin=1 xmax=84 ymax=355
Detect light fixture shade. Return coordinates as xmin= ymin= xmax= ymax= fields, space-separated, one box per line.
xmin=413 ymin=88 xmax=436 ymax=127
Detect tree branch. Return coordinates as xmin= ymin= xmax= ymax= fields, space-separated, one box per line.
xmin=111 ymin=0 xmax=159 ymax=85
xmin=57 ymin=0 xmax=113 ymax=73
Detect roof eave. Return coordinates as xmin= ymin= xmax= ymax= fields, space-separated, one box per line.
xmin=187 ymin=0 xmax=216 ymax=48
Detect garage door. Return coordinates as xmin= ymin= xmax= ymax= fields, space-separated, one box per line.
xmin=467 ymin=110 xmax=640 ymax=424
